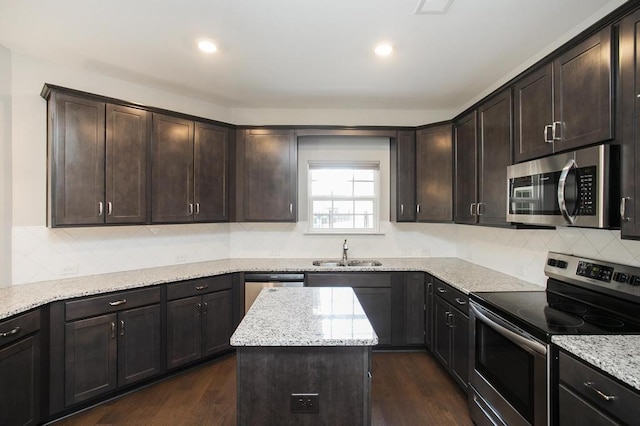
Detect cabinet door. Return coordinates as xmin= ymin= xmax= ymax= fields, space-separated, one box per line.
xmin=553 ymin=27 xmax=612 ymax=152
xmin=454 ymin=111 xmax=478 ymax=224
xmin=65 ymin=313 xmax=117 ymax=406
xmin=416 ymin=124 xmax=453 ymax=222
xmin=450 ymin=308 xmax=469 ymax=391
xmin=117 ymin=305 xmax=161 ymax=387
xmin=433 ymin=296 xmax=451 ymax=369
xmin=105 ymin=104 xmax=149 ymax=224
xmin=166 ymin=296 xmax=202 ymax=369
xmin=241 ymin=129 xmax=297 ymax=221
xmin=202 ymin=290 xmax=233 ymax=357
xmin=404 ymin=273 xmax=425 ymax=345
xmin=514 ymin=63 xmax=554 ymax=162
xmin=353 ymin=288 xmax=392 ymax=345
xmin=151 ymin=113 xmax=194 ymax=223
xmin=391 ymin=130 xmax=416 ymax=222
xmin=194 ymin=122 xmax=229 ymax=222
xmin=0 ymin=335 xmax=40 ymax=426
xmin=425 ymin=278 xmax=433 ymax=350
xmin=478 ymin=89 xmax=512 ymax=226
xmin=51 ymin=93 xmax=105 ymax=226
xmin=619 ymin=10 xmax=640 ymax=239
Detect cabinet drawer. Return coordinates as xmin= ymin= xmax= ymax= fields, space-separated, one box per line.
xmin=65 ymin=287 xmax=161 ymax=321
xmin=0 ymin=310 xmax=40 ymax=347
xmin=306 ymin=273 xmax=391 ymax=288
xmin=167 ymin=275 xmax=232 ymax=301
xmin=433 ymin=279 xmax=468 ymax=315
xmin=559 ymin=351 xmax=640 ymax=425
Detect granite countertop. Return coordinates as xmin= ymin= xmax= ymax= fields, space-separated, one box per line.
xmin=0 ymin=257 xmax=541 ymax=321
xmin=553 ymin=335 xmax=640 ymax=391
xmin=230 ymin=287 xmax=378 ymax=347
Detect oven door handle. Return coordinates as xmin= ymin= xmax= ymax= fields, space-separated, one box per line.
xmin=471 ymin=303 xmax=547 ymax=356
xmin=557 ymin=159 xmax=577 ymax=225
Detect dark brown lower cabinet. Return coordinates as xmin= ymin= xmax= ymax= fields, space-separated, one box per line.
xmin=433 ymin=280 xmax=469 ymax=391
xmin=64 ymin=304 xmax=161 ymax=406
xmin=404 ymin=272 xmax=426 ymax=346
xmin=166 ymin=276 xmax=234 ymax=370
xmin=0 ymin=310 xmax=41 ymax=426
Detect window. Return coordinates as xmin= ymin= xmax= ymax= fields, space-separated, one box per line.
xmin=308 ymin=161 xmax=380 ymax=233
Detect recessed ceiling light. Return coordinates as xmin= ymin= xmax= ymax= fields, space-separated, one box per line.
xmin=375 ymin=43 xmax=393 ymax=57
xmin=198 ymin=40 xmax=218 ymax=54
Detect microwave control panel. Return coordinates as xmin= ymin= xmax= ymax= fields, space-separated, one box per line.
xmin=578 ymin=166 xmax=596 ymax=216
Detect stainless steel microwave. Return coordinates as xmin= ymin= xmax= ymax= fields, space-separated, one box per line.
xmin=506 ymin=145 xmax=619 ymax=228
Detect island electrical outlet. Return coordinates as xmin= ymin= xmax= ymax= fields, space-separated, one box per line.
xmin=291 ymin=393 xmax=319 ymax=413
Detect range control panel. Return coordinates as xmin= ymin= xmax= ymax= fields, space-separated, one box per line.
xmin=545 ymin=252 xmax=640 ymax=298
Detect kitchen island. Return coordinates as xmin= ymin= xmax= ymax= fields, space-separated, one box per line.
xmin=230 ymin=286 xmax=378 ymax=426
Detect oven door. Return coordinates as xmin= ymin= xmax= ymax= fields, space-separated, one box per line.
xmin=469 ymin=302 xmax=549 ymax=426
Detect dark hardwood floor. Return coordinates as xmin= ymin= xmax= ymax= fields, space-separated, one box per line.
xmin=53 ymin=351 xmax=472 ymax=425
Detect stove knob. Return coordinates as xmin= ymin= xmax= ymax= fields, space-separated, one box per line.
xmin=613 ymin=272 xmax=629 ymax=283
xmin=547 ymin=259 xmax=558 ymax=267
xmin=630 ymin=276 xmax=640 ymax=287
xmin=557 ymin=261 xmax=568 ymax=269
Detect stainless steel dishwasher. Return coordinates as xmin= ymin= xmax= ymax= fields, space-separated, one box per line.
xmin=244 ymin=273 xmax=305 ymax=313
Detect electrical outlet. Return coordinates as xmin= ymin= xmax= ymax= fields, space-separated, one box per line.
xmin=60 ymin=264 xmax=78 ymax=276
xmin=515 ymin=264 xmax=525 ymax=276
xmin=291 ymin=393 xmax=319 ymax=413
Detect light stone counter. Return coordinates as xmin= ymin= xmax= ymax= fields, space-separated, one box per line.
xmin=230 ymin=287 xmax=378 ymax=346
xmin=0 ymin=257 xmax=541 ymax=320
xmin=553 ymin=335 xmax=640 ymax=391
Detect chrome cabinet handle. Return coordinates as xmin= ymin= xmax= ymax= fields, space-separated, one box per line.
xmin=620 ymin=197 xmax=631 ymax=222
xmin=400 ymin=204 xmax=404 ymax=215
xmin=195 ymin=203 xmax=200 ymax=215
xmin=98 ymin=202 xmax=104 ymax=216
xmin=477 ymin=202 xmax=484 ymax=216
xmin=203 ymin=302 xmax=208 ymax=316
xmin=111 ymin=322 xmax=116 ymax=339
xmin=109 ymin=299 xmax=127 ymax=306
xmin=289 ymin=203 xmax=293 ymax=215
xmin=437 ymin=287 xmax=446 ymax=293
xmin=107 ymin=202 xmax=113 ymax=216
xmin=455 ymin=298 xmax=467 ymax=305
xmin=0 ymin=326 xmax=20 ymax=338
xmin=544 ymin=124 xmax=553 ymax=143
xmin=470 ymin=203 xmax=477 ymax=216
xmin=120 ymin=320 xmax=125 ymax=336
xmin=417 ymin=204 xmax=421 ymax=214
xmin=552 ymin=121 xmax=562 ymax=141
xmin=195 ymin=285 xmax=208 ymax=291
xmin=584 ymin=382 xmax=615 ymax=402
xmin=558 ymin=159 xmax=578 ymax=225
xmin=196 ymin=303 xmax=202 ymax=317
xmin=189 ymin=203 xmax=194 ymax=215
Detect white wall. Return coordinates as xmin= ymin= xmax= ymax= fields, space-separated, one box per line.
xmin=0 ymin=45 xmax=11 ymax=287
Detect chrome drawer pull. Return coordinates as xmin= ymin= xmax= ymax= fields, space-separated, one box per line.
xmin=437 ymin=287 xmax=447 ymax=293
xmin=109 ymin=299 xmax=127 ymax=306
xmin=584 ymin=382 xmax=616 ymax=402
xmin=120 ymin=320 xmax=125 ymax=336
xmin=455 ymin=298 xmax=467 ymax=305
xmin=0 ymin=326 xmax=20 ymax=338
xmin=195 ymin=285 xmax=208 ymax=291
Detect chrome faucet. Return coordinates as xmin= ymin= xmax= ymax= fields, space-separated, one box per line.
xmin=342 ymin=239 xmax=348 ymax=264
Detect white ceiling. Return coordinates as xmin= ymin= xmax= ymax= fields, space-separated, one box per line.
xmin=0 ymin=0 xmax=628 ymax=111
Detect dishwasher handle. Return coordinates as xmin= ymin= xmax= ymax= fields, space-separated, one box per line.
xmin=244 ymin=273 xmax=305 ymax=282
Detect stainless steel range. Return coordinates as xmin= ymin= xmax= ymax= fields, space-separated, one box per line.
xmin=469 ymin=252 xmax=640 ymax=426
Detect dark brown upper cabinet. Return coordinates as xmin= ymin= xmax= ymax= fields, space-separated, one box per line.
xmin=151 ymin=114 xmax=229 ymax=223
xmin=454 ymin=112 xmax=478 ymax=224
xmin=477 ymin=89 xmax=513 ymax=226
xmin=619 ymin=9 xmax=640 ymax=240
xmin=416 ymin=124 xmax=454 ymax=222
xmin=45 ymin=90 xmax=149 ymax=227
xmin=236 ymin=129 xmax=297 ymax=222
xmin=390 ymin=130 xmax=416 ymax=222
xmin=514 ymin=27 xmax=613 ymax=163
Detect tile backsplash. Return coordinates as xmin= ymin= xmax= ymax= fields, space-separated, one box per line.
xmin=10 ymin=222 xmax=640 ymax=286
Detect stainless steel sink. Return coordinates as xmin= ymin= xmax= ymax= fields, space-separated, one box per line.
xmin=312 ymin=260 xmax=382 ymax=267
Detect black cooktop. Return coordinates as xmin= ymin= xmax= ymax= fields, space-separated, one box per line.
xmin=471 ymin=287 xmax=640 ymax=343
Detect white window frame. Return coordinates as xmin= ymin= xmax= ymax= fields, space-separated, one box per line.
xmin=306 ymin=161 xmax=380 ymax=234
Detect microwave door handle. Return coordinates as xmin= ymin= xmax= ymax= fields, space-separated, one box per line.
xmin=557 ymin=159 xmax=577 ymax=225
xmin=471 ymin=304 xmax=547 ymax=356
